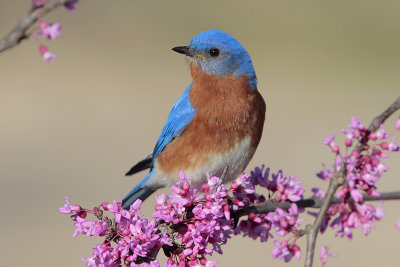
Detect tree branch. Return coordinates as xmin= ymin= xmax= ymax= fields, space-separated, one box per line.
xmin=0 ymin=0 xmax=71 ymax=53
xmin=304 ymin=96 xmax=400 ymax=267
xmin=234 ymin=191 xmax=400 ymax=217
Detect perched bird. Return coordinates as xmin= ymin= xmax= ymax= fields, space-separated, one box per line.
xmin=122 ymin=30 xmax=265 ymax=210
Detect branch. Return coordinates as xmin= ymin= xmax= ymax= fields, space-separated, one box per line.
xmin=304 ymin=96 xmax=400 ymax=267
xmin=234 ymin=191 xmax=400 ymax=218
xmin=0 ymin=0 xmax=71 ymax=53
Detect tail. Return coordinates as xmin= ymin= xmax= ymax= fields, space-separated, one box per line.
xmin=122 ymin=172 xmax=157 ymax=210
xmin=125 ymin=153 xmax=153 ymax=176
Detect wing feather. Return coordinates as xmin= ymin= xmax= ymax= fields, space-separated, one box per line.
xmin=152 ymin=83 xmax=195 ymax=160
xmin=125 ymin=83 xmax=195 ymax=175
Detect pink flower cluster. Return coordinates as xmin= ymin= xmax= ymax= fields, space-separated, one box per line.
xmin=60 ymin=116 xmax=399 ymax=266
xmin=314 ymin=117 xmax=399 ymax=239
xmin=60 ymin=197 xmax=171 ymax=266
xmin=152 ymin=171 xmax=232 ymax=266
xmin=233 ymin=166 xmax=304 ymax=263
xmin=272 ymin=240 xmax=301 ymax=263
xmin=31 ymin=0 xmax=79 ymax=61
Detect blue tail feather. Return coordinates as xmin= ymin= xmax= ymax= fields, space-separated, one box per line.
xmin=122 ymin=172 xmax=156 ymax=210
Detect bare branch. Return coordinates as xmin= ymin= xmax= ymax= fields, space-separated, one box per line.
xmin=304 ymin=96 xmax=400 ymax=267
xmin=234 ymin=191 xmax=400 ymax=217
xmin=0 ymin=0 xmax=71 ymax=53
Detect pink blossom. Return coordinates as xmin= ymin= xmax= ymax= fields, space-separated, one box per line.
xmin=272 ymin=240 xmax=301 ymax=263
xmin=396 ymin=115 xmax=400 ymax=130
xmin=311 ymin=187 xmax=326 ymax=198
xmin=316 ymin=164 xmax=333 ymax=181
xmin=349 ymin=117 xmax=364 ymax=130
xmin=396 ymin=219 xmax=400 ymax=230
xmin=266 ymin=204 xmax=303 ymax=237
xmin=252 ymin=169 xmax=304 ymax=202
xmin=234 ymin=215 xmax=272 ymax=242
xmin=350 ymin=188 xmax=363 ymax=203
xmin=388 ymin=137 xmax=399 ymax=152
xmin=61 ymin=197 xmax=171 ymax=266
xmin=32 ymin=0 xmax=49 ymax=6
xmin=324 ymin=134 xmax=340 ymax=153
xmin=59 ymin=196 xmax=81 ymax=214
xmin=234 ymin=173 xmax=255 ymax=194
xmin=72 ymin=217 xmax=108 ymax=238
xmin=37 ymin=22 xmax=61 ymax=40
xmin=151 ymin=171 xmax=232 ymax=265
xmin=61 ymin=166 xmax=307 ymax=266
xmin=369 ymin=125 xmax=390 ymax=141
xmin=38 ymin=45 xmax=57 ymax=62
xmin=64 ymin=0 xmax=79 ymax=12
xmin=320 ymin=245 xmax=337 ymax=265
xmin=314 ymin=116 xmax=399 ymax=241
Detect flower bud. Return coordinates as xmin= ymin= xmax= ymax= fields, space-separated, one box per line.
xmin=172 ymin=185 xmax=186 ymax=196
xmin=230 ymin=181 xmax=238 ymax=190
xmin=182 ymin=182 xmax=190 ymax=191
xmin=102 ymin=202 xmax=110 ymax=210
xmin=380 ymin=142 xmax=389 ymax=150
xmin=201 ymin=183 xmax=210 ymax=193
xmin=345 ymin=138 xmax=353 ymax=147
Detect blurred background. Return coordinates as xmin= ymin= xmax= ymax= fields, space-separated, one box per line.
xmin=0 ymin=0 xmax=399 ymax=266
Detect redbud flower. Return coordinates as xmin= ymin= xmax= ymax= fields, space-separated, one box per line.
xmin=316 ymin=164 xmax=333 ymax=181
xmin=64 ymin=0 xmax=79 ymax=12
xmin=349 ymin=117 xmax=364 ymax=130
xmin=59 ymin=196 xmax=81 ymax=214
xmin=396 ymin=115 xmax=400 ymax=130
xmin=388 ymin=137 xmax=399 ymax=152
xmin=320 ymin=245 xmax=337 ymax=265
xmin=315 ymin=117 xmax=398 ymax=242
xmin=396 ymin=219 xmax=400 ymax=230
xmin=37 ymin=22 xmax=61 ymax=40
xmin=32 ymin=0 xmax=49 ymax=6
xmin=266 ymin=204 xmax=303 ymax=237
xmin=324 ymin=134 xmax=340 ymax=153
xmin=311 ymin=187 xmax=326 ymax=198
xmin=38 ymin=45 xmax=57 ymax=62
xmin=272 ymin=240 xmax=300 ymax=262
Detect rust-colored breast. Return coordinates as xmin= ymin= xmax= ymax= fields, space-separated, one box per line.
xmin=157 ymin=63 xmax=266 ymax=175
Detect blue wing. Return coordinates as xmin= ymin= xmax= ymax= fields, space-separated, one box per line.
xmin=122 ymin=83 xmax=196 ymax=209
xmin=125 ymin=83 xmax=195 ymax=176
xmin=152 ymin=82 xmax=195 ymax=163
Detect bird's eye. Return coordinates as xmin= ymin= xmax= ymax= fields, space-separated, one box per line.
xmin=209 ymin=48 xmax=220 ymax=57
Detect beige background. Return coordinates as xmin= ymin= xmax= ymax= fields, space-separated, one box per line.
xmin=1 ymin=1 xmax=400 ymax=266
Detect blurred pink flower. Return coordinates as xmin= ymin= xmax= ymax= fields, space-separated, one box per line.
xmin=38 ymin=45 xmax=57 ymax=62
xmin=37 ymin=22 xmax=61 ymax=40
xmin=320 ymin=245 xmax=337 ymax=265
xmin=396 ymin=115 xmax=400 ymax=130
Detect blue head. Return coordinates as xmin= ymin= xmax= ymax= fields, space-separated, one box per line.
xmin=172 ymin=30 xmax=257 ymax=90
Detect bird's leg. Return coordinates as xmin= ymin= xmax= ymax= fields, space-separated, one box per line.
xmin=217 ymin=164 xmax=229 ymax=188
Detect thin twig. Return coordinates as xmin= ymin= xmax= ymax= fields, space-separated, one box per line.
xmin=304 ymin=96 xmax=400 ymax=267
xmin=0 ymin=0 xmax=71 ymax=53
xmin=234 ymin=191 xmax=400 ymax=217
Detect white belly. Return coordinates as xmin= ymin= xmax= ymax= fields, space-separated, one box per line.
xmin=150 ymin=137 xmax=255 ymax=189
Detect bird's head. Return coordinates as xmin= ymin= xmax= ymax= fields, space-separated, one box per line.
xmin=172 ymin=30 xmax=257 ymax=90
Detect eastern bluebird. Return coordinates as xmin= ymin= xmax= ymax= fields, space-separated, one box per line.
xmin=122 ymin=30 xmax=265 ymax=210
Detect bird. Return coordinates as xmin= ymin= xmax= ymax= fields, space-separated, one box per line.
xmin=122 ymin=30 xmax=265 ymax=210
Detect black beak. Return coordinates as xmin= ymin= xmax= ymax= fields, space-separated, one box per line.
xmin=172 ymin=46 xmax=193 ymax=57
